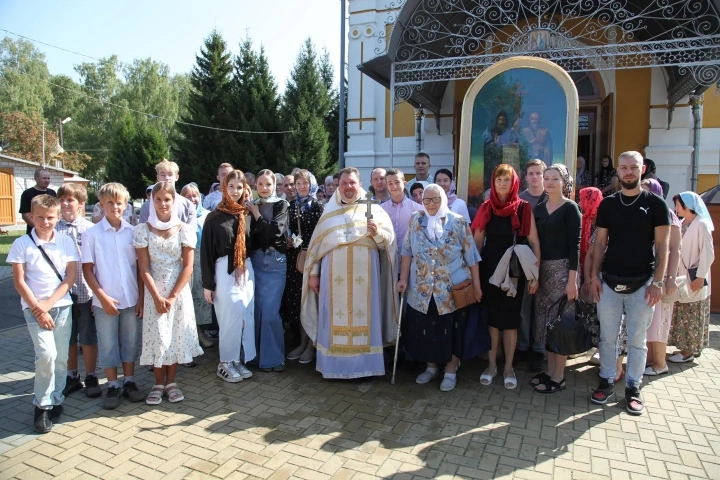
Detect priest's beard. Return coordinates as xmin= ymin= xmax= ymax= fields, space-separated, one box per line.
xmin=619 ymin=178 xmax=639 ymax=190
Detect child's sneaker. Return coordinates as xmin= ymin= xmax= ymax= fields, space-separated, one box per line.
xmin=122 ymin=381 xmax=145 ymax=402
xmin=62 ymin=375 xmax=83 ymax=396
xmin=84 ymin=374 xmax=102 ymax=398
xmin=217 ymin=362 xmax=243 ymax=383
xmin=103 ymin=385 xmax=122 ymax=409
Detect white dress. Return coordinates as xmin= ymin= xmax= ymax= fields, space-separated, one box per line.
xmin=134 ymin=223 xmax=204 ymax=367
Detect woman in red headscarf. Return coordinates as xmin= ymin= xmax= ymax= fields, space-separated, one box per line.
xmin=472 ymin=164 xmax=541 ymax=390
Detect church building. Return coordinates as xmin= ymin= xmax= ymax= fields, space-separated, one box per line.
xmin=344 ymin=0 xmax=720 ymax=200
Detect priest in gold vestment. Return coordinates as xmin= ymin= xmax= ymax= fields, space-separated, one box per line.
xmin=301 ymin=168 xmax=398 ymax=379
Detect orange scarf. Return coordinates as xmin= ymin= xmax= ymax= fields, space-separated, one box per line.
xmin=216 ymin=180 xmax=249 ymax=281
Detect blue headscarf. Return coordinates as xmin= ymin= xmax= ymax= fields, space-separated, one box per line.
xmin=295 ymin=173 xmax=319 ymax=211
xmin=679 ymin=191 xmax=714 ymax=231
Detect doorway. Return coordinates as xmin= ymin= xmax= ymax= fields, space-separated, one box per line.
xmin=570 ymin=72 xmax=612 ymax=177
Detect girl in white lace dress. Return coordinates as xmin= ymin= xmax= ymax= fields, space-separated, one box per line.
xmin=135 ymin=183 xmax=203 ymax=405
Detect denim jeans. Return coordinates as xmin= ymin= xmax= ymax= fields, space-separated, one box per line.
xmin=94 ymin=306 xmax=139 ymax=369
xmin=251 ymin=249 xmax=287 ymax=369
xmin=597 ymin=279 xmax=654 ymax=389
xmin=24 ymin=306 xmax=72 ymax=409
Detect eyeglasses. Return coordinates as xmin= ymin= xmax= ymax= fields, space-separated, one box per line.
xmin=422 ymin=197 xmax=442 ymax=205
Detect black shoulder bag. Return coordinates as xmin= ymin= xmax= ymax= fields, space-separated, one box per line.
xmin=28 ymin=235 xmax=80 ymax=319
xmin=508 ymin=202 xmax=525 ymax=278
xmin=545 ymin=295 xmax=593 ymax=355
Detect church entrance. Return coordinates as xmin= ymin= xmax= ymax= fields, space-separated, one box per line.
xmin=570 ymin=72 xmax=611 ymax=177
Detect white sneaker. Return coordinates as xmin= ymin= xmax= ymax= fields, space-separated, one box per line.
xmin=234 ymin=361 xmax=253 ymax=379
xmin=440 ymin=373 xmax=457 ymax=392
xmin=416 ymin=369 xmax=439 ymax=384
xmin=217 ymin=362 xmax=243 ymax=383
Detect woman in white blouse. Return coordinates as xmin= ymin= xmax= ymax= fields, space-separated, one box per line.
xmin=434 ymin=169 xmax=471 ymax=223
xmin=668 ymin=192 xmax=715 ymax=363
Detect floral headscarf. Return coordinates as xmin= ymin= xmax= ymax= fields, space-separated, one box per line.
xmin=547 ymin=163 xmax=574 ymax=199
xmin=579 ymin=187 xmax=603 ymax=268
xmin=296 ymin=172 xmax=318 ymax=211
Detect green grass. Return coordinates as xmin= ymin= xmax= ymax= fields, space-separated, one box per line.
xmin=0 ymin=230 xmax=23 ymax=266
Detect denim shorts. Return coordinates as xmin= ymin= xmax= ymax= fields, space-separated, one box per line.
xmin=70 ymin=300 xmax=97 ymax=346
xmin=94 ymin=306 xmax=139 ymax=369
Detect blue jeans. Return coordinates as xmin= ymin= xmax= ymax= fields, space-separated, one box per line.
xmin=251 ymin=249 xmax=287 ymax=368
xmin=24 ymin=306 xmax=72 ymax=409
xmin=94 ymin=306 xmax=138 ymax=369
xmin=597 ymin=279 xmax=654 ymax=389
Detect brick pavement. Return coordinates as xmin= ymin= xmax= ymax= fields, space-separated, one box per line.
xmin=0 ymin=318 xmax=718 ymax=480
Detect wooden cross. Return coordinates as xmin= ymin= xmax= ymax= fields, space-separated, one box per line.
xmin=357 ymin=191 xmax=380 ymax=220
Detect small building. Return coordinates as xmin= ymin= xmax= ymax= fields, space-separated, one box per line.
xmin=0 ymin=152 xmax=89 ymax=226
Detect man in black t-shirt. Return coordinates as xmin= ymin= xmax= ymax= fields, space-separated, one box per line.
xmin=588 ymin=151 xmax=670 ymax=416
xmin=19 ymin=168 xmax=57 ymax=234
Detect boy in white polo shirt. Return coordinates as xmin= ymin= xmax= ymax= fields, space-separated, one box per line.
xmin=8 ymin=194 xmax=79 ymax=433
xmin=82 ymin=183 xmax=145 ymax=409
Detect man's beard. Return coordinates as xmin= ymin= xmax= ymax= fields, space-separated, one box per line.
xmin=620 ymin=177 xmax=639 ymax=190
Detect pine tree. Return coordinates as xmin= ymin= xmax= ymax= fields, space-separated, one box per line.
xmin=279 ymin=39 xmax=334 ymax=178
xmin=175 ymin=30 xmax=234 ymax=192
xmin=229 ymin=37 xmax=282 ymax=176
xmin=319 ymin=49 xmax=343 ymax=171
xmin=107 ymin=115 xmax=167 ymax=199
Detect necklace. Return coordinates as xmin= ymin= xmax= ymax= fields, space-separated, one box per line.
xmin=619 ymin=191 xmax=642 ymax=207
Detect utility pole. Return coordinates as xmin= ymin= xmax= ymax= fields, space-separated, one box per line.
xmin=339 ymin=0 xmax=346 ymax=169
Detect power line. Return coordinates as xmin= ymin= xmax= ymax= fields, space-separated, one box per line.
xmin=10 ymin=68 xmax=296 ymax=135
xmin=1 ymin=28 xmax=107 ymax=63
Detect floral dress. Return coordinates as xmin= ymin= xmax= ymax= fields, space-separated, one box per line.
xmin=134 ymin=223 xmax=203 ymax=367
xmin=281 ymin=200 xmax=324 ymax=330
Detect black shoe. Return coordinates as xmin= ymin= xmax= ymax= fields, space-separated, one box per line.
xmin=84 ymin=374 xmax=102 ymax=398
xmin=62 ymin=375 xmax=83 ymax=396
xmin=590 ymin=378 xmax=615 ymax=405
xmin=530 ymin=352 xmax=544 ymax=372
xmin=122 ymin=381 xmax=145 ymax=402
xmin=33 ymin=407 xmax=52 ymax=434
xmin=513 ymin=349 xmax=528 ymax=365
xmin=49 ymin=405 xmax=63 ymax=423
xmin=625 ymin=387 xmax=644 ymax=415
xmin=104 ymin=385 xmax=122 ymax=410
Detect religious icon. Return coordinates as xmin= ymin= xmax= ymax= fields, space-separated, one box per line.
xmin=457 ymin=57 xmax=579 ymax=209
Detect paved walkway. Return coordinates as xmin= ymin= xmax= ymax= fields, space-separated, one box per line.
xmin=0 ymin=318 xmax=718 ymax=480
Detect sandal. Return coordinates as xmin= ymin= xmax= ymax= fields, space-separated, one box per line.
xmin=530 ymin=372 xmax=550 ymax=386
xmin=504 ymin=370 xmax=518 ymax=390
xmin=165 ymin=383 xmax=184 ymax=403
xmin=146 ymin=385 xmax=164 ymax=405
xmin=480 ymin=367 xmax=497 ymax=386
xmin=534 ymin=378 xmax=566 ymax=394
xmin=625 ymin=387 xmax=644 ymax=415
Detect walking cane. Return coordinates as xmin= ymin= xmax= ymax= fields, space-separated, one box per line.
xmin=391 ymin=291 xmax=405 ymax=385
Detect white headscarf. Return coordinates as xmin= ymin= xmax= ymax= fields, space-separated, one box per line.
xmin=148 ymin=185 xmax=183 ymax=230
xmin=422 ymin=184 xmax=450 ymax=241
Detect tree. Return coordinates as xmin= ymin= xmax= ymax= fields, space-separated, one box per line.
xmin=0 ymin=110 xmax=90 ymax=172
xmin=106 ymin=115 xmax=167 ymax=199
xmin=175 ymin=30 xmax=235 ymax=191
xmin=319 ymin=49 xmax=344 ymax=171
xmin=0 ymin=37 xmax=53 ymax=118
xmin=280 ymin=39 xmax=335 ymax=179
xmin=229 ymin=37 xmax=282 ymax=175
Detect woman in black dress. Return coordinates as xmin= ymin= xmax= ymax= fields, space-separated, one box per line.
xmin=472 ymin=164 xmax=541 ymax=389
xmin=283 ymin=169 xmax=324 ymax=364
xmin=595 ymin=155 xmax=618 ymax=197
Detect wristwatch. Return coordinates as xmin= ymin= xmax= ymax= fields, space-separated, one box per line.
xmin=652 ymin=280 xmax=664 ymax=289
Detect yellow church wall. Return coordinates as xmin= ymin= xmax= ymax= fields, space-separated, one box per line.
xmin=384 ymin=90 xmax=416 ymax=137
xmin=613 ymin=69 xmax=651 ymax=160
xmin=698 ymin=174 xmax=718 ymax=193
xmin=703 ymin=85 xmax=720 ymax=128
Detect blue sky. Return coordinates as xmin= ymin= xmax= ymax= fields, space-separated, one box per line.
xmin=0 ymin=0 xmax=345 ymax=90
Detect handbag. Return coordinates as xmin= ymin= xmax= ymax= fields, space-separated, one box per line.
xmin=545 ymin=295 xmax=593 ymax=355
xmin=601 ymin=271 xmax=652 ymax=295
xmin=28 ymin=234 xmax=80 ymax=320
xmin=452 ymin=279 xmax=476 ymax=309
xmin=508 ymin=203 xmax=524 ymax=278
xmin=295 ymin=205 xmax=308 ymax=274
xmin=687 ymin=267 xmax=708 ymax=287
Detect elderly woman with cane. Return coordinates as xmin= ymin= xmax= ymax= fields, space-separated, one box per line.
xmin=396 ymin=184 xmax=481 ymax=392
